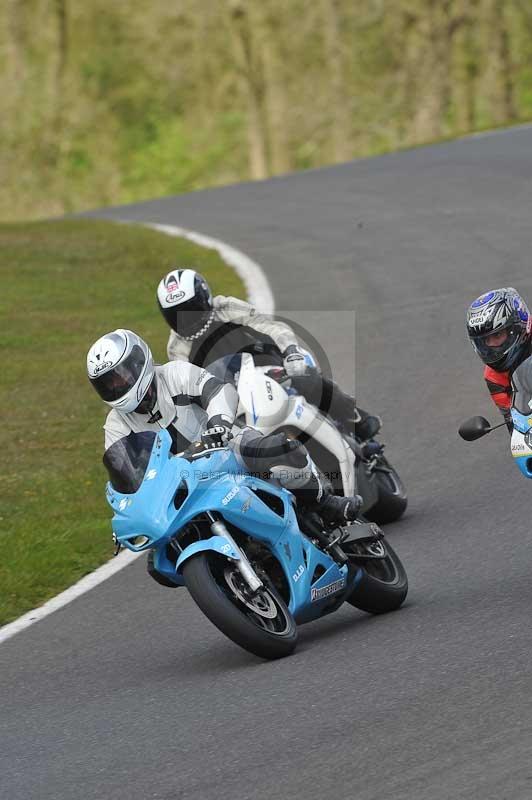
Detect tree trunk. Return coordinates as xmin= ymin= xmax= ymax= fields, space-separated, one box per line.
xmin=321 ymin=0 xmax=352 ymax=162
xmin=260 ymin=4 xmax=291 ymax=174
xmin=491 ymin=0 xmax=516 ymax=123
xmin=227 ymin=0 xmax=268 ymax=179
xmin=412 ymin=0 xmax=460 ymax=143
xmin=6 ymin=0 xmax=27 ymax=89
xmin=54 ymin=0 xmax=68 ymax=89
xmin=454 ymin=0 xmax=479 ymax=131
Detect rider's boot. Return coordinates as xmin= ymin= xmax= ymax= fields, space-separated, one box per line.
xmin=315 ymin=492 xmax=363 ymax=526
xmin=343 ymin=406 xmax=382 ymax=442
xmin=299 ymin=492 xmax=362 ymax=565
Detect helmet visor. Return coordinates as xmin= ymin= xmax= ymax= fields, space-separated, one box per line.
xmin=470 ymin=326 xmax=520 ymax=365
xmin=163 ymin=294 xmax=212 ymax=337
xmin=91 ymin=344 xmax=146 ymax=402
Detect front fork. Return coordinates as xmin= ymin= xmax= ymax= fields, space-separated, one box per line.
xmin=207 ymin=512 xmax=263 ymax=594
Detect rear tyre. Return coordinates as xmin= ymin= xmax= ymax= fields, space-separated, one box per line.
xmin=364 ymin=459 xmax=407 ymax=525
xmin=182 ymin=553 xmax=298 ymax=660
xmin=346 ymin=539 xmax=408 ymax=614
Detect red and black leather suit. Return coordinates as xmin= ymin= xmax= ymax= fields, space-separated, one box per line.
xmin=484 ymin=365 xmax=513 ymax=430
xmin=484 ymin=346 xmax=532 ymax=430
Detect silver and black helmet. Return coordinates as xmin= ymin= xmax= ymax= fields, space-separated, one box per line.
xmin=466 ymin=287 xmax=531 ymax=372
xmin=87 ymin=329 xmax=156 ymax=413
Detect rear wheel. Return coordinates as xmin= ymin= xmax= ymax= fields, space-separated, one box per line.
xmin=364 ymin=458 xmax=407 ymax=525
xmin=346 ymin=539 xmax=408 ymax=614
xmin=182 ymin=553 xmax=298 ymax=660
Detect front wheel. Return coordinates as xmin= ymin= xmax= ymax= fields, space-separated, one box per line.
xmin=364 ymin=458 xmax=407 ymax=525
xmin=182 ymin=554 xmax=298 ymax=660
xmin=346 ymin=539 xmax=408 ymax=614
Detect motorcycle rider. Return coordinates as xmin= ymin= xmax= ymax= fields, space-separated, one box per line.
xmin=87 ymin=329 xmax=362 ymax=583
xmin=156 ymin=269 xmax=381 ymax=442
xmin=466 ymin=287 xmax=532 ymax=431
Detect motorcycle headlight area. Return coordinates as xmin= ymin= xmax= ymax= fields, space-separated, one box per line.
xmin=126 ymin=534 xmax=152 ymax=549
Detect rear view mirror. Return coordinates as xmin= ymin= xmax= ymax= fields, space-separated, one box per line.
xmin=458 ymin=416 xmax=492 ymax=441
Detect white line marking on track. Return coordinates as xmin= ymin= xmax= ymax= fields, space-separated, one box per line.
xmin=0 ymin=550 xmax=140 ymax=643
xmin=146 ymin=222 xmax=274 ymax=314
xmin=0 ymin=221 xmax=274 ymax=645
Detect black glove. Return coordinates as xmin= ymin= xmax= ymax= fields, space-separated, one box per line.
xmin=201 ymin=416 xmax=233 ymax=449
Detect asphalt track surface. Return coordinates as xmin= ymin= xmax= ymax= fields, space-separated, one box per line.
xmin=3 ymin=127 xmax=532 ymax=800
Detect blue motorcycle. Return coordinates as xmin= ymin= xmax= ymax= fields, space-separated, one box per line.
xmin=104 ymin=429 xmax=408 ymax=660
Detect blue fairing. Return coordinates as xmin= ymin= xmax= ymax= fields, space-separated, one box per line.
xmin=510 ymin=408 xmax=532 ymax=478
xmin=511 ymin=407 xmax=531 ymax=435
xmin=105 ymin=430 xmax=356 ymax=624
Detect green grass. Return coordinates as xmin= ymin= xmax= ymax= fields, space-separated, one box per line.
xmin=0 ymin=219 xmax=245 ymax=625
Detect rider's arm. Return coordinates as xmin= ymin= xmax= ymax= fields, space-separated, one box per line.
xmin=214 ymin=295 xmax=299 ymax=353
xmin=167 ymin=330 xmax=193 ymax=362
xmin=103 ymin=409 xmax=132 ymax=451
xmin=484 ymin=366 xmax=513 ymax=432
xmin=166 ymin=360 xmax=239 ymax=429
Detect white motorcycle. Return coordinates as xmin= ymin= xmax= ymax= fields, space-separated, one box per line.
xmin=211 ymin=353 xmax=408 ymax=524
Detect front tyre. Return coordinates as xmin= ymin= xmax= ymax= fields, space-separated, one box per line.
xmin=346 ymin=539 xmax=408 ymax=614
xmin=364 ymin=458 xmax=407 ymax=525
xmin=182 ymin=554 xmax=298 ymax=660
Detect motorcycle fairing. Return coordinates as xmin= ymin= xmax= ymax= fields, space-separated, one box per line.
xmin=510 ymin=408 xmax=532 ymax=477
xmin=237 ymin=353 xmax=357 ymax=497
xmin=106 ymin=430 xmax=352 ymax=623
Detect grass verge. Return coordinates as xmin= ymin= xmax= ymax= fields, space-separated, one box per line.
xmin=0 ymin=218 xmax=245 ymax=625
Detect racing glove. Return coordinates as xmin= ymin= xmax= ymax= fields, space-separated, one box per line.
xmin=283 ymin=345 xmax=307 ymax=377
xmin=201 ymin=415 xmax=233 ymax=449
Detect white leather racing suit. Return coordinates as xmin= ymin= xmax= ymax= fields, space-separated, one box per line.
xmin=103 ymin=360 xmax=321 ymax=502
xmin=104 ymin=361 xmax=237 ymax=452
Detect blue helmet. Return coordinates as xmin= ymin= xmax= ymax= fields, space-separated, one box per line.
xmin=466 ymin=287 xmax=531 ymax=372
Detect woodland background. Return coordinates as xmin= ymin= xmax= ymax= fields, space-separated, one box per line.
xmin=2 ymin=0 xmax=532 ymax=221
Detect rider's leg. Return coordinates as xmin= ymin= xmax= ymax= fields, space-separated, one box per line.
xmin=231 ymin=428 xmax=362 ymax=524
xmin=289 ymin=370 xmax=381 ymax=442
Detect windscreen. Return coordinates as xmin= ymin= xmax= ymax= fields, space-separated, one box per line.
xmin=103 ymin=431 xmax=157 ymax=494
xmin=512 ymin=358 xmax=532 ymax=416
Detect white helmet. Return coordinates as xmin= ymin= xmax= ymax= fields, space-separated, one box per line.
xmin=87 ymin=329 xmax=155 ymax=413
xmin=156 ymin=269 xmax=213 ymax=339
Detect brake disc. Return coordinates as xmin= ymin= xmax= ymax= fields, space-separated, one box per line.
xmin=224 ymin=567 xmax=278 ymax=618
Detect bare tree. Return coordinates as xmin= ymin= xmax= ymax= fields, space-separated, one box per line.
xmin=490 ymin=0 xmax=517 ymax=123
xmin=226 ymin=0 xmax=268 ymax=179
xmin=259 ymin=2 xmax=291 ymax=174
xmin=321 ymin=0 xmax=352 ymax=162
xmin=54 ymin=0 xmax=68 ymax=88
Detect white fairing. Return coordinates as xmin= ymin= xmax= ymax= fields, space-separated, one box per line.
xmin=237 ymin=353 xmax=289 ymax=427
xmin=237 ymin=354 xmax=356 ymax=495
